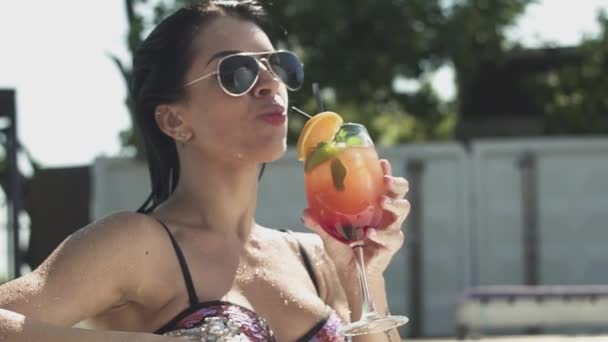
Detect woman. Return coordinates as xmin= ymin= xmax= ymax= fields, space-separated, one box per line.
xmin=0 ymin=1 xmax=410 ymax=341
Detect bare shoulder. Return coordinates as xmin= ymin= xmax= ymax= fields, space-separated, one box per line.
xmin=75 ymin=210 xmax=158 ymax=239
xmin=257 ymin=226 xmax=320 ymax=247
xmin=49 ymin=211 xmax=163 ymax=259
xmin=94 ymin=211 xmax=166 ymax=242
xmin=261 ymin=228 xmax=349 ymax=318
xmin=32 ymin=211 xmax=169 ymax=283
xmin=30 ymin=210 xmax=179 ymax=298
xmin=259 ymin=227 xmax=329 ymax=264
xmin=290 ymin=231 xmax=326 ymax=256
xmin=0 ymin=211 xmax=169 ymax=326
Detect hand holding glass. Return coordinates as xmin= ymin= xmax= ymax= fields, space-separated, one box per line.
xmin=300 ymin=116 xmax=409 ymax=336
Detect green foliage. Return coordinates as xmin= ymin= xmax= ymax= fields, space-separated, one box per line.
xmin=262 ymin=0 xmax=451 ymax=145
xmin=524 ymin=11 xmax=608 ymax=135
xmin=441 ymin=0 xmax=535 ymax=75
xmin=113 ymin=0 xmax=541 ymax=154
xmin=264 ymin=0 xmax=537 ymax=144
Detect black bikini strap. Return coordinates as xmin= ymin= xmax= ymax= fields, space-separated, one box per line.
xmin=282 ymin=230 xmax=320 ymax=296
xmin=152 ymin=217 xmax=199 ymax=306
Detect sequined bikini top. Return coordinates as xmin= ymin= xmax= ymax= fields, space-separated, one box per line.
xmin=152 ymin=218 xmax=347 ymax=341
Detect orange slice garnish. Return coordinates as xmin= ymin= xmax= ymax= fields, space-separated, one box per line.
xmin=296 ymin=111 xmax=343 ymax=161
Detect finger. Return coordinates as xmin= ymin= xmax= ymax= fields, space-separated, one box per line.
xmin=380 ymin=159 xmax=392 ymax=176
xmin=366 ymin=227 xmax=405 ymax=251
xmin=301 ymin=208 xmax=332 ymax=240
xmin=384 ymin=176 xmax=409 ymax=198
xmin=378 ymin=196 xmax=411 ymax=230
xmin=382 ymin=197 xmax=411 ymax=219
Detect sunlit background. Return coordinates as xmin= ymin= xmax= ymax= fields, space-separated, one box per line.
xmin=0 ymin=0 xmax=607 ymax=166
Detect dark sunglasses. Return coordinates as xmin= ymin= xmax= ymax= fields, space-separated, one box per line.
xmin=184 ymin=50 xmax=304 ymax=96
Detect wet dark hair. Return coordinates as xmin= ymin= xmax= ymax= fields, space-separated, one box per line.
xmin=132 ymin=0 xmax=272 ymax=213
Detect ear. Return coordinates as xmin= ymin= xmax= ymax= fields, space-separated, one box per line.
xmin=154 ymin=104 xmax=193 ymax=142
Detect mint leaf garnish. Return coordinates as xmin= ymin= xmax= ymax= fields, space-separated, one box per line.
xmin=305 ymin=142 xmax=341 ymax=172
xmin=331 ymin=158 xmax=347 ymax=191
xmin=333 ymin=123 xmax=369 ymax=147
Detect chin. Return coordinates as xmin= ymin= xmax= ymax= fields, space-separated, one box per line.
xmin=257 ymin=140 xmax=287 ymax=163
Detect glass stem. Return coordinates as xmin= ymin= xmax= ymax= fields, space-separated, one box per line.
xmin=352 ymin=245 xmax=379 ymax=319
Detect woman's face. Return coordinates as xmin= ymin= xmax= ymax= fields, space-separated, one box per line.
xmin=179 ymin=16 xmax=289 ymax=164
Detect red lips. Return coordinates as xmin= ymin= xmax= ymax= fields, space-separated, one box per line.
xmin=258 ymin=105 xmax=287 ymax=126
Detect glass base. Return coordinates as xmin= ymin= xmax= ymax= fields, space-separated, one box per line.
xmin=338 ymin=313 xmax=409 ymax=336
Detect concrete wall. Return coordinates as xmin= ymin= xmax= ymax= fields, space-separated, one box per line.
xmin=471 ymin=138 xmax=608 ymax=287
xmin=91 ymin=156 xmax=151 ymax=218
xmin=379 ymin=144 xmax=472 ymax=336
xmin=82 ymin=138 xmax=608 ymax=336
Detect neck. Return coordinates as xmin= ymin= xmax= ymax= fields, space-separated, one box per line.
xmin=157 ymin=150 xmax=261 ymax=241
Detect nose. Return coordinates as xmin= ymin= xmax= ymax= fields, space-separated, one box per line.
xmin=251 ymin=59 xmax=281 ymax=98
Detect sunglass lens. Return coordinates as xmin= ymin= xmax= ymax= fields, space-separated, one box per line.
xmin=269 ymin=52 xmax=304 ymax=90
xmin=219 ymin=55 xmax=259 ymax=95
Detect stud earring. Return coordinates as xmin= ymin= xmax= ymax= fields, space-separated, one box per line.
xmin=178 ymin=132 xmax=191 ymax=142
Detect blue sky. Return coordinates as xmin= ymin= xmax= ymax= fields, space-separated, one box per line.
xmin=1 ymin=0 xmax=608 ymax=167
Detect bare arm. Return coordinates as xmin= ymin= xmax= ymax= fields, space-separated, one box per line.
xmin=0 ymin=212 xmax=186 ymax=342
xmin=0 ymin=308 xmax=185 ymax=342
